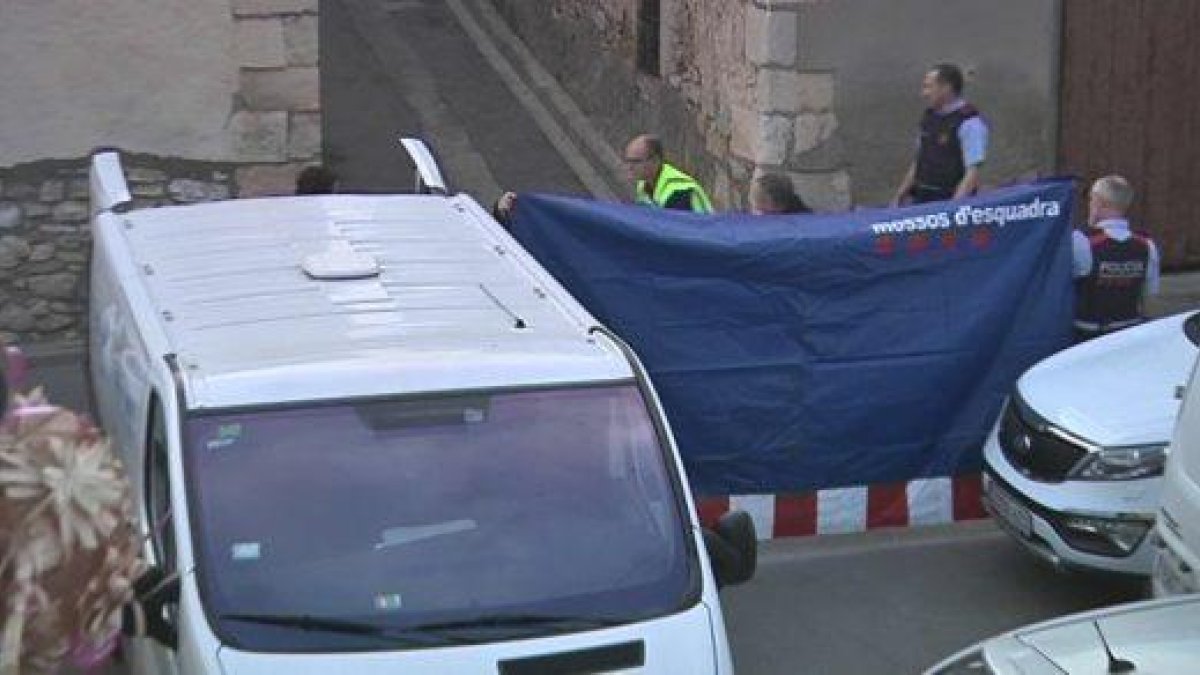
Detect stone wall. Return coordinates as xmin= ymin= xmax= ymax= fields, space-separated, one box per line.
xmin=488 ymin=0 xmax=849 ymax=211
xmin=0 ymin=155 xmax=235 ymax=344
xmin=0 ymin=0 xmax=322 ymax=343
xmin=231 ymin=0 xmax=324 ymax=196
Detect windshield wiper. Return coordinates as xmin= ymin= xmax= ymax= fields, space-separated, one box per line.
xmin=411 ymin=613 xmax=623 ymax=634
xmin=220 ymin=613 xmax=463 ymax=646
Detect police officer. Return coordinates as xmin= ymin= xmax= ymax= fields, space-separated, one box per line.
xmin=892 ymin=64 xmax=988 ymax=205
xmin=624 ymin=134 xmax=713 ymax=213
xmin=1072 ymin=175 xmax=1160 ymax=341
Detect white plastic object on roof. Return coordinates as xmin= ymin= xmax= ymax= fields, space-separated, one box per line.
xmin=301 ymin=240 xmax=381 ymax=280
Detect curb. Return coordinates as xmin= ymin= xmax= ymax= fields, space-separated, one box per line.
xmin=446 ymin=0 xmax=626 ymax=200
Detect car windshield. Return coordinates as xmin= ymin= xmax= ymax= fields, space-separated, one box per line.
xmin=1186 ymin=312 xmax=1200 ymax=346
xmin=185 ymin=384 xmax=698 ymax=652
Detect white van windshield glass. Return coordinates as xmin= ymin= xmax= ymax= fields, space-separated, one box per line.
xmin=185 ymin=384 xmax=698 ymax=652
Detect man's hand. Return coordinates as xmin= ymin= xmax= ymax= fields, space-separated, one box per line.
xmin=495 ymin=191 xmax=517 ymax=219
xmin=953 ymin=165 xmax=982 ymax=200
xmin=892 ymin=162 xmax=917 ymax=207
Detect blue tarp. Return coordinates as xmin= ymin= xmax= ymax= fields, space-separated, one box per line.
xmin=509 ymin=181 xmax=1075 ymax=495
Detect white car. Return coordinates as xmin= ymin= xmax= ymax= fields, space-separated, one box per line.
xmin=925 ymin=595 xmax=1200 ymax=674
xmin=983 ymin=311 xmax=1199 ymax=575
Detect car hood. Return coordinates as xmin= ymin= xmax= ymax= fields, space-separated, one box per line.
xmin=1009 ymin=596 xmax=1200 ymax=673
xmin=1018 ymin=312 xmax=1197 ymax=447
xmin=217 ymin=603 xmax=717 ymax=675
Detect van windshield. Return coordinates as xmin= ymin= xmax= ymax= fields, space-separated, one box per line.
xmin=185 ymin=384 xmax=699 ymax=652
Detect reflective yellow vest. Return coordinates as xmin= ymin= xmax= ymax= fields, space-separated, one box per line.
xmin=635 ymin=163 xmax=713 ymax=214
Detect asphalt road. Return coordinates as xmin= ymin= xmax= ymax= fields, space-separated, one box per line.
xmin=723 ymin=523 xmax=1143 ymax=674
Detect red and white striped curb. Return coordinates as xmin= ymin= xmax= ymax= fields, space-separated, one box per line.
xmin=696 ymin=474 xmax=987 ymax=539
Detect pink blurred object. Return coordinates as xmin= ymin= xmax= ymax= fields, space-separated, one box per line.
xmin=66 ymin=630 xmax=120 ymax=671
xmin=6 ymin=345 xmax=29 ymax=390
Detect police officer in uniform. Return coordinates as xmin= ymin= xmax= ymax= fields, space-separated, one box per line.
xmin=624 ymin=134 xmax=713 ymax=213
xmin=893 ymin=64 xmax=988 ymax=205
xmin=1072 ymin=175 xmax=1160 ymax=341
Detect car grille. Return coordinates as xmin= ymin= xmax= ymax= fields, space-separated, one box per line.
xmin=997 ymin=398 xmax=1089 ymax=483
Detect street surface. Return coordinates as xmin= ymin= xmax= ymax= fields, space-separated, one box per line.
xmin=55 ymin=1 xmax=1150 ymax=672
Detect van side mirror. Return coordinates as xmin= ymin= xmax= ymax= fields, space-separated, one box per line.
xmin=122 ymin=566 xmax=181 ymax=649
xmin=702 ymin=510 xmax=757 ymax=588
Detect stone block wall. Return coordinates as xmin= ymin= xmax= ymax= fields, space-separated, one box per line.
xmin=488 ymin=0 xmax=850 ymax=211
xmin=0 ymin=156 xmax=235 ymax=344
xmin=232 ymin=0 xmax=323 ymax=196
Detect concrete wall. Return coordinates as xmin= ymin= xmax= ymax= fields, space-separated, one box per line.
xmin=797 ymin=0 xmax=1060 ymax=206
xmin=0 ymin=1 xmax=239 ymax=165
xmin=0 ymin=0 xmax=321 ymax=342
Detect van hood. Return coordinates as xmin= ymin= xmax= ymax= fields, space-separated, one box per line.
xmin=217 ymin=603 xmax=718 ymax=675
xmin=1006 ymin=596 xmax=1200 ymax=673
xmin=1018 ymin=312 xmax=1197 ymax=447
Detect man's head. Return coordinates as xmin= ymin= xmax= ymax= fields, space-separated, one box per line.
xmin=296 ymin=165 xmax=338 ymax=195
xmin=624 ymin=134 xmax=664 ymax=185
xmin=922 ymin=63 xmax=964 ymax=109
xmin=750 ymin=173 xmax=808 ymax=215
xmin=1088 ymin=175 xmax=1134 ymax=226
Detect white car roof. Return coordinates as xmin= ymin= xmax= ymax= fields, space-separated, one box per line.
xmin=115 ymin=193 xmax=631 ymax=409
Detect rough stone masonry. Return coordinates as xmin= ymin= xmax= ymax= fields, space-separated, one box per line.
xmin=0 ymin=155 xmax=234 ymax=345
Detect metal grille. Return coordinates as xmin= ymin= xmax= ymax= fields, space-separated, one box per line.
xmin=997 ymin=398 xmax=1089 ymax=483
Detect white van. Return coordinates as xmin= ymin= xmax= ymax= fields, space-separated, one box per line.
xmin=1153 ymin=351 xmax=1200 ymax=597
xmin=983 ymin=313 xmax=1198 ymax=575
xmin=87 ymin=146 xmax=755 ymax=675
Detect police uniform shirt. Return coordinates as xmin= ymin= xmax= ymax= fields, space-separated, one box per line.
xmin=1072 ymin=218 xmax=1161 ymax=295
xmin=917 ymin=99 xmax=989 ymax=172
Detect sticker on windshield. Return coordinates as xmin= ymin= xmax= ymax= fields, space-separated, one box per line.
xmin=374 ymin=593 xmax=403 ymax=611
xmin=231 ymin=542 xmax=261 ymax=561
xmin=206 ymin=423 xmax=244 ymax=451
xmin=463 ymin=407 xmax=485 ymax=424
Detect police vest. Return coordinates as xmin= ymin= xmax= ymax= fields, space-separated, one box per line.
xmin=915 ymin=105 xmax=980 ymax=197
xmin=1076 ymin=231 xmax=1152 ymax=326
xmin=636 ymin=163 xmax=713 ymax=213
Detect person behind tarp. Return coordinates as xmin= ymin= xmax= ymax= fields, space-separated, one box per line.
xmin=295 ymin=165 xmax=338 ymax=195
xmin=892 ymin=63 xmax=989 ymax=205
xmin=624 ymin=134 xmax=713 ymax=213
xmin=749 ymin=173 xmax=811 ymax=215
xmin=1071 ymin=175 xmax=1160 ymax=342
xmin=491 ymin=133 xmax=714 ymax=226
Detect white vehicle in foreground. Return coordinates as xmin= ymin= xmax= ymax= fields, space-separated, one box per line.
xmin=983 ymin=312 xmax=1199 ymax=575
xmin=1154 ymin=334 xmax=1200 ymax=597
xmin=87 ymin=145 xmax=755 ymax=675
xmin=924 ymin=595 xmax=1200 ymax=674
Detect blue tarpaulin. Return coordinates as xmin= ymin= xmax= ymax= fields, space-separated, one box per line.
xmin=509 ymin=181 xmax=1075 ymax=496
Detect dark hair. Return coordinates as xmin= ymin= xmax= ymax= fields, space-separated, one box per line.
xmin=296 ymin=166 xmax=338 ymax=195
xmin=754 ymin=173 xmax=811 ymax=214
xmin=930 ymin=63 xmax=964 ymax=95
xmin=642 ymin=134 xmax=665 ymax=161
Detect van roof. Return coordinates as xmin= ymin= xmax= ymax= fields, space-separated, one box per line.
xmin=112 ymin=194 xmax=631 ymax=409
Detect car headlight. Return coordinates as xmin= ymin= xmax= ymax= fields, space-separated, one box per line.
xmin=929 ymin=647 xmax=993 ymax=674
xmin=1054 ymin=515 xmax=1153 ymax=557
xmin=1071 ymin=444 xmax=1168 ymax=481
